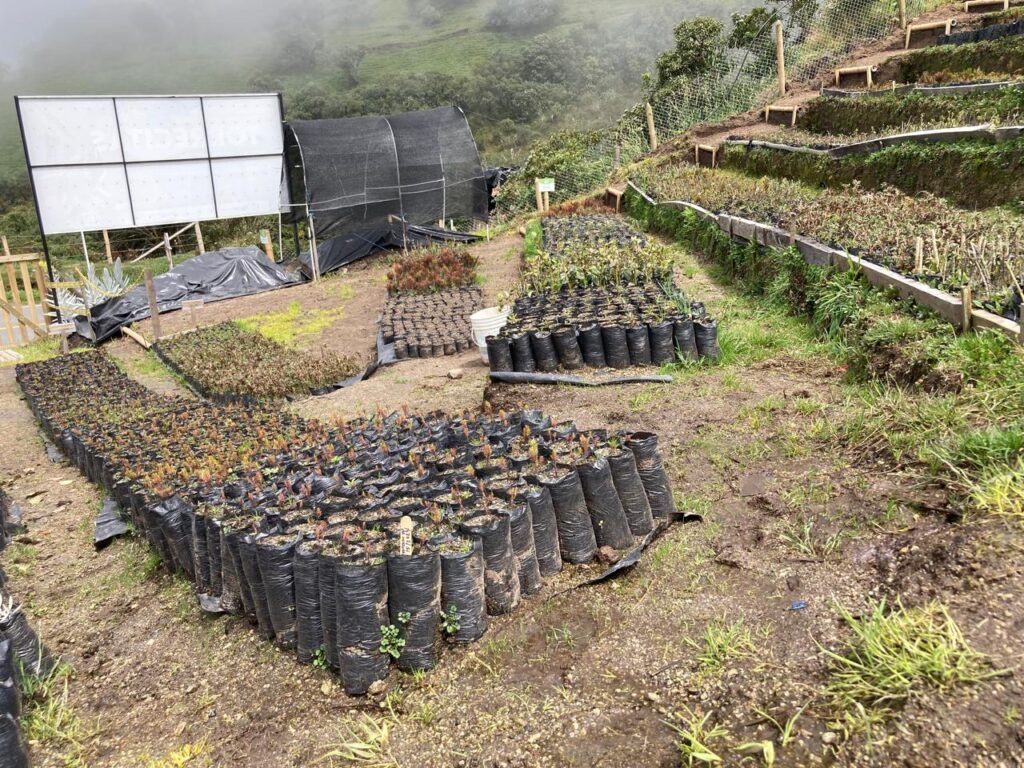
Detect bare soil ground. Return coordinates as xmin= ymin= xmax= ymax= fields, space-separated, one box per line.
xmin=3 ymin=213 xmax=1022 ymax=767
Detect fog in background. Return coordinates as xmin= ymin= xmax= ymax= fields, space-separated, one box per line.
xmin=0 ymin=0 xmax=754 ymax=183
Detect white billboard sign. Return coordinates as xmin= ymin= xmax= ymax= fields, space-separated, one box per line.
xmin=15 ymin=94 xmax=287 ymax=236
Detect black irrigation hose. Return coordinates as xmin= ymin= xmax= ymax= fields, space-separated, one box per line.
xmin=489 ymin=371 xmax=674 ymax=387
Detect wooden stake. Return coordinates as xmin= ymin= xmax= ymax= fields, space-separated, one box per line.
xmin=645 ymin=102 xmax=659 ymax=151
xmin=543 ymin=191 xmax=550 ymax=212
xmin=145 ymin=269 xmax=162 ymax=341
xmin=260 ymin=228 xmax=275 ymax=261
xmin=535 ymin=178 xmax=544 ymax=214
xmin=35 ymin=262 xmax=50 ymax=332
xmin=0 ymin=271 xmax=16 ymax=348
xmin=899 ymin=0 xmax=907 ymax=29
xmin=960 ymin=284 xmax=973 ymax=332
xmin=194 ymin=222 xmax=205 ymax=254
xmin=1 ymin=236 xmax=9 ymax=257
xmin=5 ymin=260 xmax=24 ymax=345
xmin=163 ymin=232 xmax=173 ymax=269
xmin=19 ymin=262 xmax=37 ymax=340
xmin=102 ymin=229 xmax=113 ymax=263
xmin=774 ymin=21 xmax=786 ymax=98
xmin=614 ymin=144 xmax=621 ymax=170
xmin=915 ymin=237 xmax=924 ymax=273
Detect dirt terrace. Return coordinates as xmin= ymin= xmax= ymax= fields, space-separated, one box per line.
xmin=1 ymin=217 xmax=1022 ymax=767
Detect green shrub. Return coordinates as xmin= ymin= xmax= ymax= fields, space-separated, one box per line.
xmin=895 ymin=35 xmax=1024 ymax=82
xmin=797 ymin=88 xmax=1024 ymax=135
xmin=719 ymin=139 xmax=1024 ymax=208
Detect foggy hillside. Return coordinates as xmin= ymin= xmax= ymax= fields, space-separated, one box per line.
xmin=0 ymin=0 xmax=757 ymax=186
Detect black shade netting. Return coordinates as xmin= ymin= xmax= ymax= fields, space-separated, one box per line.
xmin=291 ymin=107 xmax=489 ymax=240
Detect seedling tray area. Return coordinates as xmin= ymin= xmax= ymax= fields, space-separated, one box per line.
xmin=16 ymin=352 xmax=676 ymax=694
xmin=488 ymin=215 xmax=720 ymax=373
xmin=382 ymin=287 xmax=483 ymax=360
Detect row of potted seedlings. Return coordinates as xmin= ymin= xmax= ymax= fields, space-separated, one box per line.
xmin=487 ymin=284 xmax=720 ymax=373
xmin=2 ymin=491 xmax=57 ymax=768
xmin=15 ymin=353 xmax=676 ymax=695
xmin=488 ymin=214 xmax=720 ymax=373
xmin=382 ymin=288 xmax=483 ymax=360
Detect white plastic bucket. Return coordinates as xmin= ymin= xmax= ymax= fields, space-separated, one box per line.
xmin=471 ymin=305 xmax=511 ymax=363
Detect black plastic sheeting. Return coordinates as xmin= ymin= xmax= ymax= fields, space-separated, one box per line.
xmin=78 ymin=247 xmax=302 ymax=344
xmin=298 ymin=221 xmax=480 ymax=279
xmin=290 ymin=107 xmax=490 ymax=240
xmin=94 ymin=498 xmax=129 ymax=550
xmin=938 ymin=18 xmax=1024 ymax=46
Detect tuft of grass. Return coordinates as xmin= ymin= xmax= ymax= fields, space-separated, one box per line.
xmin=689 ymin=617 xmax=755 ymax=671
xmin=665 ymin=706 xmax=728 ymax=766
xmin=319 ymin=714 xmax=395 ymax=767
xmin=825 ymin=600 xmax=1001 ymax=723
xmin=779 ymin=517 xmax=845 ymax=560
xmin=18 ymin=663 xmax=94 ymax=765
xmin=143 ymin=741 xmax=212 ymax=768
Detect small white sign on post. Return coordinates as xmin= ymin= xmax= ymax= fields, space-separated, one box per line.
xmin=398 ymin=516 xmax=414 ymax=556
xmin=537 ymin=178 xmax=556 ymax=193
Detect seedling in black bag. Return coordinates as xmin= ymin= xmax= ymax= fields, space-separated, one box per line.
xmin=379 ymin=612 xmax=411 ymax=659
xmin=440 ymin=605 xmax=461 ymax=637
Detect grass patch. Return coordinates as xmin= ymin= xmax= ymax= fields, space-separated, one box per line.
xmin=237 ymin=299 xmax=349 ymax=347
xmin=143 ymin=741 xmax=212 ymax=768
xmin=320 ymin=713 xmax=395 ymax=767
xmin=18 ymin=663 xmax=95 ymax=765
xmin=689 ymin=617 xmax=755 ymax=672
xmin=825 ymin=600 xmax=1001 ymax=726
xmin=665 ymin=706 xmax=728 ymax=767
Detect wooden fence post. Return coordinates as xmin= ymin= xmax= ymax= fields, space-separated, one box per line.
xmin=614 ymin=144 xmax=621 ymax=170
xmin=163 ymin=232 xmax=174 ymax=269
xmin=1 ymin=236 xmax=9 ymax=258
xmin=960 ymin=284 xmax=973 ymax=331
xmin=774 ymin=21 xmax=787 ymax=97
xmin=899 ymin=0 xmax=907 ymax=29
xmin=260 ymin=228 xmax=275 ymax=261
xmin=35 ymin=262 xmax=50 ymax=332
xmin=102 ymin=229 xmax=113 ymax=263
xmin=194 ymin=223 xmax=205 ymax=254
xmin=145 ymin=269 xmax=162 ymax=341
xmin=645 ymin=102 xmax=659 ymax=151
xmin=535 ymin=178 xmax=544 ymax=213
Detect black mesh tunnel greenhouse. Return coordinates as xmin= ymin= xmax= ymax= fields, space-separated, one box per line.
xmin=287 ymin=107 xmax=490 ymax=243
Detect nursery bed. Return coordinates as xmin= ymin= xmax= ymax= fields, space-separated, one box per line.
xmin=382 ymin=287 xmax=483 ymax=360
xmin=15 ymin=352 xmax=678 ymax=694
xmin=155 ymin=322 xmax=364 ymax=402
xmin=488 ymin=215 xmax=721 ymax=374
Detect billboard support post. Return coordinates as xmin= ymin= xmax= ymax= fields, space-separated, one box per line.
xmin=13 ymin=96 xmax=60 ymax=323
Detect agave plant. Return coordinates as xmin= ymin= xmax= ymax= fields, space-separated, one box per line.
xmin=50 ymin=259 xmax=134 ymax=318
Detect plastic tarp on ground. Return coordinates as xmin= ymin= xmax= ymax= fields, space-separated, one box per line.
xmin=77 ymin=247 xmax=301 ymax=343
xmin=290 ymin=107 xmax=489 ymax=240
xmin=298 ymin=221 xmax=479 ymax=279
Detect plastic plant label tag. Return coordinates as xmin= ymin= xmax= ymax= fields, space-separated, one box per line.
xmin=537 ymin=178 xmax=556 ymax=193
xmin=398 ymin=516 xmax=414 ymax=556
